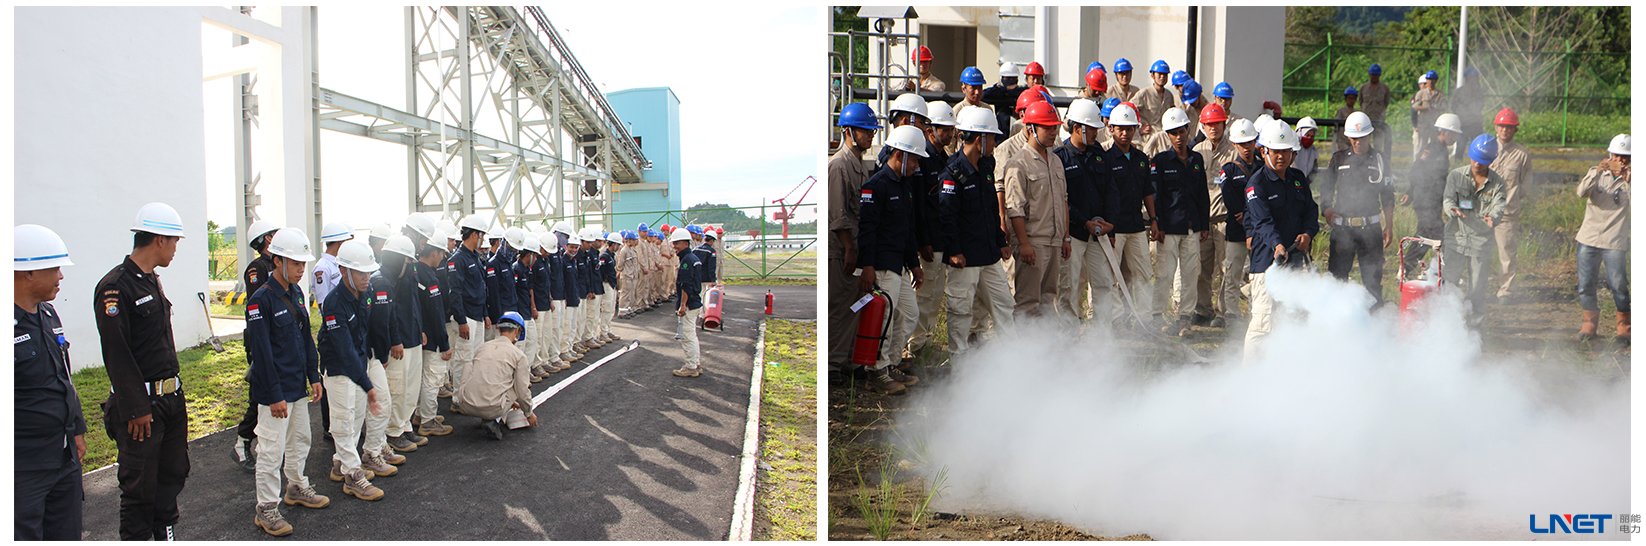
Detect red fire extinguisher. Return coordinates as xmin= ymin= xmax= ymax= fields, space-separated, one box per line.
xmin=763 ymin=290 xmax=774 ymax=315
xmin=703 ymin=286 xmax=725 ymax=330
xmin=851 ymin=289 xmax=893 ymax=367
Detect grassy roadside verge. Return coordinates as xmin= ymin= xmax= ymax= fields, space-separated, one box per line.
xmin=751 ymin=318 xmax=818 ymax=540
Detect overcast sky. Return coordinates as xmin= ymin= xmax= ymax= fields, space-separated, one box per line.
xmin=203 ymin=5 xmax=820 ymax=231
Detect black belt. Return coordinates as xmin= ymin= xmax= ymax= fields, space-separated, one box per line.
xmin=111 ymin=376 xmax=182 ymax=397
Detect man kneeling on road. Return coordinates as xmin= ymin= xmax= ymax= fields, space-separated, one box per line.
xmin=455 ymin=311 xmax=537 ymax=440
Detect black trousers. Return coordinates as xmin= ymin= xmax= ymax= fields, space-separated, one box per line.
xmin=105 ymin=392 xmax=190 ymax=541
xmin=1328 ymin=223 xmax=1386 ymax=303
xmin=14 ymin=453 xmax=83 ymax=540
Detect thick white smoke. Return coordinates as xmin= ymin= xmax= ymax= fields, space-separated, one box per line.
xmin=902 ymin=268 xmax=1629 ymax=540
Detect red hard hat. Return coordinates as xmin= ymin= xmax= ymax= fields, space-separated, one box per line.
xmin=1021 ymin=101 xmax=1061 ymax=127
xmin=913 ymin=46 xmax=933 ymax=63
xmin=1024 ymin=61 xmax=1045 ymax=76
xmin=1199 ymin=103 xmax=1228 ymax=124
xmin=1262 ymin=100 xmax=1282 ymax=116
xmin=1494 ymin=107 xmax=1519 ymax=126
xmin=1085 ymin=68 xmax=1108 ymax=93
xmin=1015 ymin=85 xmax=1049 ymax=113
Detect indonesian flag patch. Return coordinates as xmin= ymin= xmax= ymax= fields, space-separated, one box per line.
xmin=1245 ymin=187 xmax=1257 ymax=201
xmin=941 ymin=179 xmax=956 ymax=194
xmin=246 ymin=304 xmax=261 ymax=320
xmin=324 ymin=315 xmax=338 ymax=329
xmin=860 ymin=189 xmax=873 ymax=203
xmin=375 ymin=291 xmax=389 ymax=304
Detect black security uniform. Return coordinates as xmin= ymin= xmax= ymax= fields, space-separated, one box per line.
xmin=1321 ymin=147 xmax=1394 ymax=301
xmin=94 ymin=257 xmax=190 ymax=541
xmin=15 ymin=302 xmax=86 ymax=540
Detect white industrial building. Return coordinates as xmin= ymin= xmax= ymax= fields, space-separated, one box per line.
xmin=16 ymin=6 xmax=651 ymax=371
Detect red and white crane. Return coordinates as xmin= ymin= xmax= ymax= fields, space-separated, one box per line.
xmin=771 ymin=175 xmax=816 ymax=239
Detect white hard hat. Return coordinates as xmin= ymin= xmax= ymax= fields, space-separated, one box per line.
xmin=320 ymin=221 xmax=355 ymax=243
xmin=519 ymin=234 xmax=541 ymax=254
xmin=267 ymin=228 xmax=316 ymax=262
xmin=1342 ymin=111 xmax=1373 ymax=138
xmin=1434 ymin=113 xmax=1463 ymax=134
xmin=459 ymin=214 xmax=490 ymax=235
xmin=551 ymin=221 xmax=574 ymax=236
xmin=438 ymin=220 xmax=459 ymax=240
xmin=403 ymin=213 xmax=437 ymax=240
xmin=1228 ymin=118 xmax=1259 ymax=144
xmin=542 ymin=236 xmax=560 ymax=254
xmin=889 ymin=93 xmax=929 ymax=120
xmin=369 ymin=222 xmax=395 ymax=241
xmin=1608 ymin=134 xmax=1632 ymax=156
xmin=925 ymin=101 xmax=956 ymax=127
xmin=15 ymin=224 xmax=73 ymax=271
xmin=1258 ymin=119 xmax=1301 ymax=151
xmin=383 ymin=234 xmax=416 ymax=260
xmin=885 ymin=125 xmax=930 ymax=158
xmin=335 ymin=239 xmax=380 ymax=274
xmin=247 ymin=219 xmax=281 ymax=243
xmin=1296 ymin=116 xmax=1318 ymax=134
xmin=425 ymin=227 xmax=449 ymax=250
xmin=1107 ymin=103 xmax=1140 ymax=127
xmin=1000 ymin=62 xmax=1021 ymax=78
xmin=1066 ymin=99 xmax=1104 ymax=129
xmin=606 ymin=232 xmax=622 ymax=244
xmin=955 ymin=106 xmax=1003 ymax=134
xmin=1160 ymin=107 xmax=1191 ymax=132
xmin=131 ymin=203 xmax=187 ymax=237
xmin=504 ymin=226 xmax=527 ymax=250
xmin=1253 ymin=114 xmax=1275 ymax=134
xmin=701 ymin=230 xmax=716 ymax=241
xmin=668 ymin=228 xmax=693 ymax=243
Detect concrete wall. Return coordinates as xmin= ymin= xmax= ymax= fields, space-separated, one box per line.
xmin=606 ymin=87 xmax=681 ymax=232
xmin=16 ymin=7 xmax=212 ymax=371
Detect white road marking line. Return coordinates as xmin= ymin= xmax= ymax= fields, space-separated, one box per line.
xmin=555 ymin=456 xmax=569 ymax=471
xmin=530 ymin=340 xmax=639 ymax=410
xmin=625 ymin=378 xmax=644 ymax=388
xmin=727 ymin=320 xmax=768 ymax=541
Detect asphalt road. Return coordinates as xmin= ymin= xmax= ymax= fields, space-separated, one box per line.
xmin=79 ymin=285 xmax=816 ymax=540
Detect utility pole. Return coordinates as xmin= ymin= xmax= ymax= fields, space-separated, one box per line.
xmin=1455 ymin=7 xmax=1468 ymax=89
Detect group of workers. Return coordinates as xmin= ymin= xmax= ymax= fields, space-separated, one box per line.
xmin=14 ymin=207 xmax=724 ymax=539
xmin=829 ymin=49 xmax=1630 ymax=392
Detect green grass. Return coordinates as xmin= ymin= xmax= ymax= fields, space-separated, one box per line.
xmin=724 ymin=249 xmax=818 ymax=280
xmin=74 ymin=340 xmax=252 ymax=472
xmin=753 ymin=319 xmax=819 ymax=541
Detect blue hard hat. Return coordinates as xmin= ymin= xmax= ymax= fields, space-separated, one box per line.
xmin=637 ymin=222 xmax=649 ymax=232
xmin=1113 ymin=58 xmax=1132 ymax=73
xmin=960 ymin=66 xmax=986 ymax=86
xmin=1467 ymin=133 xmax=1499 ymax=165
xmin=1086 ymin=61 xmax=1105 ymax=75
xmin=1368 ymin=63 xmax=1382 ymax=76
xmin=1150 ymin=59 xmax=1170 ymax=74
xmin=1100 ymin=97 xmax=1121 ymax=118
xmin=837 ymin=102 xmax=881 ymax=130
xmin=1213 ymin=81 xmax=1234 ymax=99
xmin=601 ymin=231 xmax=610 ymax=239
xmin=651 ymin=229 xmax=662 ymax=239
xmin=624 ymin=230 xmax=638 ymax=240
xmin=1170 ymin=70 xmax=1189 ymax=86
xmin=687 ymin=225 xmax=703 ymax=235
xmin=497 ymin=311 xmax=526 ymax=335
xmin=1181 ymin=80 xmax=1201 ymax=104
xmin=1424 ymin=70 xmax=1439 ymax=81
xmin=1345 ymin=85 xmax=1359 ymax=96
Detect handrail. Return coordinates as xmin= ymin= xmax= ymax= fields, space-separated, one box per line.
xmin=520 ymin=6 xmax=649 ymax=171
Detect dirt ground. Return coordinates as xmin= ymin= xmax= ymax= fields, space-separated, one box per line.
xmin=826 ymin=170 xmax=1629 ymax=540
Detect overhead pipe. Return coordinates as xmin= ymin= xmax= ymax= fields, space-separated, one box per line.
xmin=1185 ymin=6 xmax=1198 ymax=77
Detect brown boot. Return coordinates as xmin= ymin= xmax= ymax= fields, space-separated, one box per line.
xmin=1616 ymin=312 xmax=1631 ymax=343
xmin=1579 ymin=310 xmax=1600 ymax=341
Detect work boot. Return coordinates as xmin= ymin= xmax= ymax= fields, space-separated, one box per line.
xmin=671 ymin=366 xmax=702 ymax=378
xmin=329 ymin=459 xmax=375 ymax=482
xmin=1579 ymin=310 xmax=1600 ymax=341
xmin=403 ymin=431 xmax=429 ymax=447
xmin=450 ymin=402 xmax=467 ymax=416
xmin=341 ymin=469 xmax=384 ymax=501
xmin=437 ymin=386 xmax=454 ymax=399
xmin=254 ymin=502 xmax=292 ymax=537
xmin=866 ymin=370 xmax=907 ymax=395
xmin=387 ymin=434 xmax=419 ymax=453
xmin=1208 ymin=316 xmax=1227 ymax=329
xmin=231 ymin=437 xmax=256 ymax=473
xmin=362 ymin=451 xmax=399 ymax=477
xmin=1173 ymin=316 xmax=1193 ymax=337
xmin=552 ymin=360 xmax=572 ymax=372
xmin=559 ymin=352 xmax=580 ymax=362
xmin=529 ymin=370 xmax=545 ymax=384
xmin=282 ymin=483 xmax=331 ymax=509
xmin=887 ymin=367 xmax=919 ymax=387
xmin=418 ymin=418 xmax=454 ymax=437
xmin=379 ymin=445 xmax=407 ymax=465
xmin=482 ymin=419 xmax=506 ymax=441
xmin=1617 ymin=312 xmax=1631 ymax=344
